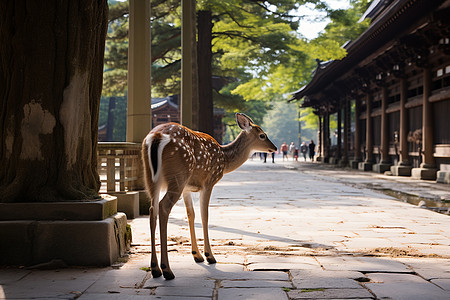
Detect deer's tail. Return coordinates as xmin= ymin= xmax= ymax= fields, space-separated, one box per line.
xmin=142 ymin=132 xmax=171 ymax=186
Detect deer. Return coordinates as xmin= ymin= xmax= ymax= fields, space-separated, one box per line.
xmin=141 ymin=113 xmax=277 ymax=280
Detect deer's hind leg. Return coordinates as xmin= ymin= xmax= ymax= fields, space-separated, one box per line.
xmin=149 ymin=184 xmax=162 ymax=278
xmin=159 ymin=179 xmax=186 ymax=280
xmin=183 ymin=191 xmax=204 ymax=263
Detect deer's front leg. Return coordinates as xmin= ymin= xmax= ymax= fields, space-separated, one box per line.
xmin=200 ymin=187 xmax=216 ymax=264
xmin=183 ymin=192 xmax=204 ymax=263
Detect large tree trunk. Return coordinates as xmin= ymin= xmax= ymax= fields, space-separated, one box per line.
xmin=197 ymin=10 xmax=214 ymax=137
xmin=0 ymin=0 xmax=108 ymax=202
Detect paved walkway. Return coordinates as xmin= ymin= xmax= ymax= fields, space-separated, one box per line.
xmin=1 ymin=159 xmax=450 ymax=299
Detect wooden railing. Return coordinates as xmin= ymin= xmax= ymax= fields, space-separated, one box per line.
xmin=97 ymin=142 xmax=143 ymax=193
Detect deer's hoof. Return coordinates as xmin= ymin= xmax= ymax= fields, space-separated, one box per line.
xmin=194 ymin=256 xmax=205 ymax=263
xmin=151 ymin=268 xmax=162 ymax=278
xmin=163 ymin=270 xmax=175 ymax=280
xmin=207 ymin=257 xmax=217 ymax=264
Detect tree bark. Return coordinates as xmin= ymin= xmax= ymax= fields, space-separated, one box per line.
xmin=0 ymin=0 xmax=108 ymax=202
xmin=197 ymin=10 xmax=214 ymax=137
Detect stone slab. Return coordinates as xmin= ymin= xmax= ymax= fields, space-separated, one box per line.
xmin=316 ymin=256 xmax=411 ymax=273
xmin=366 ymin=273 xmax=450 ymax=300
xmin=111 ymin=192 xmax=140 ymax=219
xmin=218 ymin=287 xmax=288 ymax=300
xmin=391 ymin=165 xmax=412 ymax=176
xmin=0 ymin=213 xmax=128 ymax=266
xmin=373 ymin=163 xmax=392 ymax=173
xmin=221 ymin=280 xmax=291 ymax=288
xmin=0 ymin=196 xmax=117 ymax=221
xmin=290 ymin=269 xmax=365 ymax=289
xmin=411 ymin=167 xmax=437 ymax=180
xmin=431 ymin=278 xmax=450 ymax=291
xmin=359 ymin=162 xmax=373 ymax=171
xmin=287 ymin=288 xmax=372 ymax=299
xmin=437 ymin=171 xmax=450 ymax=184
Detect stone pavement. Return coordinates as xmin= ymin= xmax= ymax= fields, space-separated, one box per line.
xmin=1 ymin=159 xmax=450 ymax=299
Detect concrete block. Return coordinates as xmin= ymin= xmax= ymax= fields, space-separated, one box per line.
xmin=111 ymin=192 xmax=140 ymax=219
xmin=219 ymin=288 xmax=288 ymax=300
xmin=0 ymin=196 xmax=117 ymax=221
xmin=349 ymin=160 xmax=360 ymax=169
xmin=436 ymin=171 xmax=450 ymax=184
xmin=329 ymin=157 xmax=338 ymax=164
xmin=0 ymin=213 xmax=128 ymax=266
xmin=358 ymin=161 xmax=373 ymax=171
xmin=391 ymin=165 xmax=412 ymax=176
xmin=411 ymin=167 xmax=437 ymax=180
xmin=373 ymin=163 xmax=392 ymax=173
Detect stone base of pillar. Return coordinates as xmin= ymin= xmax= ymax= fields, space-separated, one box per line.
xmin=0 ymin=197 xmax=129 ymax=267
xmin=436 ymin=171 xmax=450 ymax=184
xmin=358 ymin=161 xmax=373 ymax=171
xmin=329 ymin=157 xmax=339 ymax=164
xmin=108 ymin=192 xmax=140 ymax=219
xmin=411 ymin=167 xmax=437 ymax=180
xmin=390 ymin=165 xmax=412 ymax=176
xmin=349 ymin=160 xmax=361 ymax=169
xmin=338 ymin=159 xmax=349 ymax=168
xmin=373 ymin=163 xmax=392 ymax=173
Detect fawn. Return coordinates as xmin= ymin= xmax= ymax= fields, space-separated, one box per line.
xmin=142 ymin=113 xmax=277 ymax=279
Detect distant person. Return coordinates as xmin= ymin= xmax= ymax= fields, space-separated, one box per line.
xmin=280 ymin=142 xmax=288 ymax=161
xmin=262 ymin=152 xmax=268 ymax=163
xmin=289 ymin=142 xmax=295 ymax=160
xmin=308 ymin=140 xmax=316 ymax=161
xmin=293 ymin=147 xmax=299 ymax=161
xmin=300 ymin=142 xmax=308 ymax=161
xmin=271 ymin=151 xmax=275 ymax=163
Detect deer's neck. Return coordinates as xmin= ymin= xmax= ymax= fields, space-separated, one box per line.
xmin=221 ymin=131 xmax=253 ymax=174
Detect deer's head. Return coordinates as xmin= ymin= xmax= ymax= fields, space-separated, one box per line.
xmin=236 ymin=113 xmax=277 ymax=153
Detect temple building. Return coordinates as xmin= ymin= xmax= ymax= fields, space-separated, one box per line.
xmin=291 ymin=0 xmax=450 ymax=184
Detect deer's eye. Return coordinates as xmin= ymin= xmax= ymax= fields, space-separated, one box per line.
xmin=259 ymin=133 xmax=266 ymax=140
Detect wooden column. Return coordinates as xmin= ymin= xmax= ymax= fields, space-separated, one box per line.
xmin=317 ymin=114 xmax=322 ymax=161
xmin=127 ymin=0 xmax=151 ymax=143
xmin=336 ymin=107 xmax=342 ymax=161
xmin=353 ymin=99 xmax=361 ymax=162
xmin=422 ymin=68 xmax=435 ymax=168
xmin=365 ymin=94 xmax=373 ymax=163
xmin=412 ymin=67 xmax=436 ymax=179
xmin=342 ymin=98 xmax=349 ymax=165
xmin=181 ymin=0 xmax=193 ymax=128
xmin=399 ymin=78 xmax=409 ymax=165
xmin=359 ymin=94 xmax=373 ymax=171
xmin=380 ymin=86 xmax=389 ymax=163
xmin=391 ymin=77 xmax=412 ymax=176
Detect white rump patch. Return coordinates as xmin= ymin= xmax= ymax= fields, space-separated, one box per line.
xmin=146 ymin=133 xmax=171 ymax=183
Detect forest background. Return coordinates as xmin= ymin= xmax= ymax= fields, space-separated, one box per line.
xmin=100 ymin=0 xmax=370 ymax=149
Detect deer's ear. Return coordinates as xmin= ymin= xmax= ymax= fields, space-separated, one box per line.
xmin=236 ymin=113 xmax=253 ymax=132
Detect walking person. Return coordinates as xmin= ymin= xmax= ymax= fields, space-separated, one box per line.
xmin=308 ymin=140 xmax=316 ymax=161
xmin=280 ymin=142 xmax=288 ymax=161
xmin=300 ymin=142 xmax=308 ymax=161
xmin=289 ymin=142 xmax=295 ymax=160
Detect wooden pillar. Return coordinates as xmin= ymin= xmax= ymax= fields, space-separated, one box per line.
xmin=181 ymin=0 xmax=193 ymax=128
xmin=391 ymin=77 xmax=412 ymax=176
xmin=336 ymin=107 xmax=342 ymax=160
xmin=342 ymin=98 xmax=349 ymax=165
xmin=380 ymin=87 xmax=389 ymax=164
xmin=399 ymin=78 xmax=409 ymax=165
xmin=421 ymin=68 xmax=435 ymax=168
xmin=365 ymin=94 xmax=373 ymax=163
xmin=412 ymin=67 xmax=436 ymax=179
xmin=353 ymin=99 xmax=361 ymax=161
xmin=317 ymin=114 xmax=322 ymax=161
xmin=127 ymin=0 xmax=151 ymax=143
xmin=359 ymin=94 xmax=373 ymax=171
